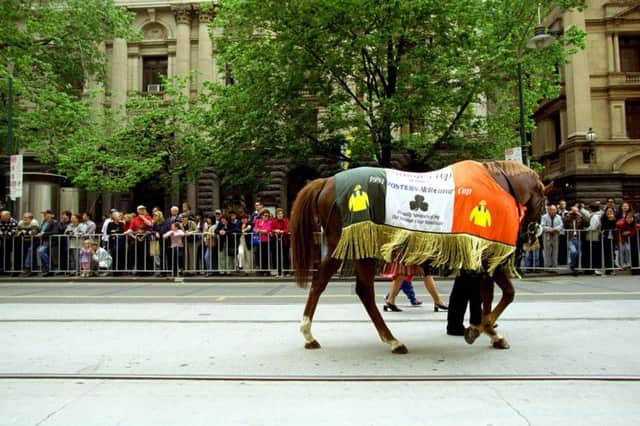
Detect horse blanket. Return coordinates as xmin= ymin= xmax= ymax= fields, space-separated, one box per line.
xmin=332 ymin=160 xmax=522 ymax=275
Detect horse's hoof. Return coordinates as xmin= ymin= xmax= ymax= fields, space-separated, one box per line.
xmin=391 ymin=344 xmax=408 ymax=354
xmin=492 ymin=338 xmax=510 ymax=350
xmin=304 ymin=340 xmax=321 ymax=350
xmin=464 ymin=327 xmax=480 ymax=345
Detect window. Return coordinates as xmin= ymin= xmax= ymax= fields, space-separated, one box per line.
xmin=142 ymin=56 xmax=168 ymax=93
xmin=620 ymin=36 xmax=640 ymax=73
xmin=625 ymin=100 xmax=640 ymax=139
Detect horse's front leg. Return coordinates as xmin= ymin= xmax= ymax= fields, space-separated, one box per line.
xmin=300 ymin=256 xmax=341 ymax=349
xmin=354 ymin=259 xmax=407 ymax=354
xmin=465 ymin=272 xmax=513 ymax=349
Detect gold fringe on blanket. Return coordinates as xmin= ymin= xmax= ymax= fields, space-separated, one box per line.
xmin=332 ymin=221 xmax=518 ymax=277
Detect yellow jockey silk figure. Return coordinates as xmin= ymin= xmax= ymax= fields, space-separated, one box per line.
xmin=348 ymin=185 xmax=370 ymax=212
xmin=469 ymin=200 xmax=492 ymax=228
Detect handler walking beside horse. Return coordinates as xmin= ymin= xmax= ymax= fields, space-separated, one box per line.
xmin=290 ymin=160 xmax=546 ymax=353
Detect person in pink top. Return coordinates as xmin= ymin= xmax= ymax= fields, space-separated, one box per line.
xmin=253 ymin=209 xmax=272 ymax=276
xmin=163 ymin=223 xmax=184 ymax=275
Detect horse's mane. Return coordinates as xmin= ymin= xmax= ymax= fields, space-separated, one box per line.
xmin=483 ymin=160 xmax=538 ymax=180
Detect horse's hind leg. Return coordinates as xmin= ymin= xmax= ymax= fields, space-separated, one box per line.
xmin=354 ymin=259 xmax=407 ymax=354
xmin=465 ymin=271 xmax=513 ymax=349
xmin=300 ymin=256 xmax=341 ymax=349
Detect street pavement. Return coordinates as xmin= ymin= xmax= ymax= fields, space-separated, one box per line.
xmin=0 ymin=274 xmax=639 ymax=425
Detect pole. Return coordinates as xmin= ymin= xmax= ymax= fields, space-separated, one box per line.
xmin=7 ymin=70 xmax=12 ymax=157
xmin=517 ymin=62 xmax=528 ymax=166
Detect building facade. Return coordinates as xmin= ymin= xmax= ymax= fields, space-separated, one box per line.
xmin=533 ymin=1 xmax=640 ymax=208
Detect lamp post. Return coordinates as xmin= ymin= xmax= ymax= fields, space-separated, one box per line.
xmin=584 ymin=127 xmax=596 ymax=164
xmin=517 ymin=4 xmax=553 ymax=166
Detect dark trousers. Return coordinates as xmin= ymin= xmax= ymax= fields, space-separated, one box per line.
xmin=447 ymin=273 xmax=482 ymax=333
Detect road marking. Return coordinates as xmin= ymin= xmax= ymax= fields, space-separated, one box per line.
xmin=0 ymin=291 xmax=640 ymax=300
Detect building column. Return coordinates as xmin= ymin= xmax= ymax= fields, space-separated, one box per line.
xmin=111 ymin=37 xmax=128 ymax=112
xmin=196 ymin=8 xmax=215 ymax=94
xmin=563 ymin=9 xmax=593 ymax=139
xmin=173 ymin=6 xmax=192 ymax=96
xmin=610 ymin=101 xmax=627 ymax=139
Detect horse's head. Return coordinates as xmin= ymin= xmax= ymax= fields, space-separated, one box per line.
xmin=520 ymin=179 xmax=550 ymax=246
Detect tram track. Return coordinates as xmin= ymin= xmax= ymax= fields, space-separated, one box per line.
xmin=1 ymin=373 xmax=639 ymax=382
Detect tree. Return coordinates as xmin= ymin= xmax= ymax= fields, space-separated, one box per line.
xmin=0 ymin=0 xmax=136 ymax=158
xmin=54 ymin=78 xmax=213 ymax=193
xmin=206 ymin=0 xmax=586 ymax=180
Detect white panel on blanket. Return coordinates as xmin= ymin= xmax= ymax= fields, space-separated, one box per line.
xmin=384 ymin=167 xmax=455 ymax=233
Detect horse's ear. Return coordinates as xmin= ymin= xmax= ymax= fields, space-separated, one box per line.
xmin=543 ymin=181 xmax=554 ymax=194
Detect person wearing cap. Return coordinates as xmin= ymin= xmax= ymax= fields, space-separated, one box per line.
xmin=36 ymin=209 xmax=58 ymax=276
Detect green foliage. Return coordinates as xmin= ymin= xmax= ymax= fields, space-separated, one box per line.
xmin=0 ymin=0 xmax=136 ymax=155
xmin=206 ymin=0 xmax=586 ymax=176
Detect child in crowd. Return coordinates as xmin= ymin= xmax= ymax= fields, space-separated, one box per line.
xmin=79 ymin=239 xmax=92 ymax=277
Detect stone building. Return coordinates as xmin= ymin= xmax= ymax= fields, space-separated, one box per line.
xmin=533 ymin=1 xmax=640 ymax=208
xmin=81 ymin=0 xmax=340 ymax=217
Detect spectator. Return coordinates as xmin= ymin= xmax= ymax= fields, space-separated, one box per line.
xmin=0 ymin=210 xmax=17 ymax=274
xmin=82 ymin=212 xmax=97 ymax=236
xmin=163 ymin=222 xmax=184 ymax=275
xmin=582 ymin=203 xmax=602 ymax=275
xmin=180 ymin=213 xmax=198 ymax=273
xmin=180 ymin=202 xmax=193 ymax=221
xmin=238 ymin=213 xmax=253 ymax=272
xmin=64 ymin=213 xmax=87 ymax=274
xmin=15 ymin=212 xmax=39 ymax=275
xmin=204 ymin=215 xmax=218 ymax=275
xmin=150 ymin=210 xmax=167 ymax=274
xmin=271 ymin=208 xmax=290 ymax=275
xmin=130 ymin=205 xmax=152 ymax=273
xmin=106 ymin=212 xmax=125 ymax=274
xmin=90 ymin=240 xmax=112 ymax=276
xmin=215 ymin=214 xmax=234 ymax=273
xmin=563 ymin=206 xmax=585 ymax=275
xmin=226 ymin=211 xmax=241 ymax=270
xmin=250 ymin=201 xmax=263 ymax=226
xmin=616 ymin=212 xmax=637 ymax=270
xmin=79 ymin=239 xmax=92 ymax=277
xmin=617 ymin=201 xmax=631 ymax=220
xmin=56 ymin=210 xmax=72 ymax=273
xmin=541 ymin=204 xmax=563 ymax=270
xmin=36 ymin=209 xmax=58 ymax=276
xmin=601 ymin=207 xmax=618 ymax=275
xmin=253 ymin=209 xmax=272 ymax=276
xmin=557 ymin=200 xmax=569 ymax=265
xmin=101 ymin=208 xmax=119 ymax=244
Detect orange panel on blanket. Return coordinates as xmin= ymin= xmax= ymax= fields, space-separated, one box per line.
xmin=450 ymin=161 xmax=521 ymax=246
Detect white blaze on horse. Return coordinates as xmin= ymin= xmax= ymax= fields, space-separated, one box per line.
xmin=290 ymin=160 xmax=546 ymax=354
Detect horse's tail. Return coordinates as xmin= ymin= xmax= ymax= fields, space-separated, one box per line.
xmin=290 ymin=177 xmax=328 ymax=288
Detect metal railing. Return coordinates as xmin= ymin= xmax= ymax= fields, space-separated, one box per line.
xmin=0 ymin=228 xmax=636 ymax=278
xmin=0 ymin=232 xmax=296 ymax=278
xmin=520 ymin=228 xmax=639 ymax=275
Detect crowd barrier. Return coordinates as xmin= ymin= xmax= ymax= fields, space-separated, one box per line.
xmin=520 ymin=228 xmax=640 ymax=274
xmin=0 ymin=228 xmax=637 ymax=278
xmin=0 ymin=232 xmax=299 ymax=277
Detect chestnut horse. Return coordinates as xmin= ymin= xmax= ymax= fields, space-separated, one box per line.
xmin=290 ymin=160 xmax=546 ymax=353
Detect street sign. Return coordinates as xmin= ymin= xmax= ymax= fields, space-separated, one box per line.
xmin=505 ymin=146 xmax=523 ymax=163
xmin=9 ymin=154 xmax=23 ymax=200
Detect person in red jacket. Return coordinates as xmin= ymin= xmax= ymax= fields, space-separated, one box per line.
xmin=270 ymin=207 xmax=290 ymax=275
xmin=617 ymin=212 xmax=637 ymax=269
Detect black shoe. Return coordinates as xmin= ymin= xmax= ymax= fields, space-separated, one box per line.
xmin=434 ymin=303 xmax=448 ymax=312
xmin=383 ymin=303 xmax=402 ymax=312
xmin=447 ymin=327 xmax=465 ymax=336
